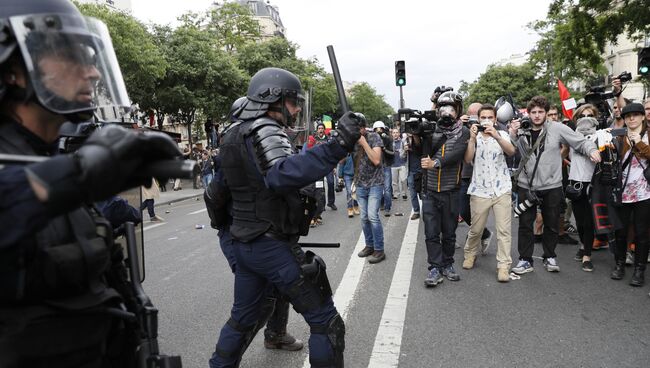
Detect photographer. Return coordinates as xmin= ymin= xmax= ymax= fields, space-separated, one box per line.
xmin=509 ymin=96 xmax=600 ymax=275
xmin=462 ymin=104 xmax=515 ymax=282
xmin=373 ymin=121 xmax=395 ymax=216
xmin=610 ymin=103 xmax=650 ymax=287
xmin=419 ymin=92 xmax=470 ymax=287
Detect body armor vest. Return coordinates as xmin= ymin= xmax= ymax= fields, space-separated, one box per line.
xmin=0 ymin=120 xmax=117 ymax=308
xmin=220 ymin=118 xmax=304 ymax=242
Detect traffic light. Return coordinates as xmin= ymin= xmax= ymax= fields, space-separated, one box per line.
xmin=639 ymin=47 xmax=650 ymax=77
xmin=395 ymin=60 xmax=406 ymax=86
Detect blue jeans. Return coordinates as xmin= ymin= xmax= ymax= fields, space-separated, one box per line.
xmin=356 ymin=185 xmax=384 ymax=251
xmin=210 ymin=236 xmax=339 ymax=367
xmin=422 ymin=191 xmax=459 ymax=269
xmin=382 ymin=167 xmax=393 ymax=211
xmin=202 ymin=173 xmax=214 ymax=188
xmin=343 ymin=175 xmax=358 ymax=209
xmin=407 ymin=171 xmax=421 ymax=214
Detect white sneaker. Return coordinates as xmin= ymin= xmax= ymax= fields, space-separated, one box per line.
xmin=543 ymin=257 xmax=560 ymax=272
xmin=511 ymin=260 xmax=534 ymax=274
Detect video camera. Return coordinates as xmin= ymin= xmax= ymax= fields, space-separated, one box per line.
xmin=583 ymin=72 xmax=631 ymax=129
xmin=398 ymin=108 xmax=438 ymax=136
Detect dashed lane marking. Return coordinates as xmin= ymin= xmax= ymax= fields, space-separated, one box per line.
xmin=367 ymin=210 xmax=420 ymax=367
xmin=143 ymin=223 xmax=166 ymax=232
xmin=188 ymin=208 xmax=207 ymax=215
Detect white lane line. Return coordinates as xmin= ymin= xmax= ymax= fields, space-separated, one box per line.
xmin=188 ymin=208 xmax=207 ymax=215
xmin=143 ymin=223 xmax=166 ymax=232
xmin=367 ymin=213 xmax=420 ymax=367
xmin=302 ymin=232 xmax=368 ymax=368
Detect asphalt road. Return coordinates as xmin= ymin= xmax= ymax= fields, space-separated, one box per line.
xmin=141 ymin=193 xmax=650 ymax=368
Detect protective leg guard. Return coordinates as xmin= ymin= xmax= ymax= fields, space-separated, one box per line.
xmin=209 ymin=317 xmax=256 ymax=368
xmin=308 ymin=313 xmax=345 ymax=368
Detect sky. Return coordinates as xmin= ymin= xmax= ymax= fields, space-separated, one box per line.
xmin=132 ymin=0 xmax=553 ymax=112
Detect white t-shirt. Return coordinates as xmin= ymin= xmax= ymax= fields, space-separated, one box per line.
xmin=621 ymin=133 xmax=650 ymax=203
xmin=468 ymin=131 xmax=512 ymax=198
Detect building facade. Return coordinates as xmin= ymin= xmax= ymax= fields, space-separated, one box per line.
xmin=603 ymin=34 xmax=650 ymax=103
xmin=212 ymin=0 xmax=286 ymax=39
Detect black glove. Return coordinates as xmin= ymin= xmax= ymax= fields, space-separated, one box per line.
xmin=331 ymin=112 xmax=361 ymax=152
xmin=26 ymin=125 xmax=181 ymax=214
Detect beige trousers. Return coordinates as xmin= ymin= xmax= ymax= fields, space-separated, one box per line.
xmin=464 ymin=193 xmax=512 ymax=269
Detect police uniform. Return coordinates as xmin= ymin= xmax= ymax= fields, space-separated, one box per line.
xmin=208 ymin=68 xmax=360 ymax=368
xmin=0 ymin=0 xmax=181 ymax=366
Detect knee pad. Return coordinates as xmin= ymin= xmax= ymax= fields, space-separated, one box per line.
xmin=213 ymin=317 xmax=257 ymax=367
xmin=309 ymin=313 xmax=345 ymax=368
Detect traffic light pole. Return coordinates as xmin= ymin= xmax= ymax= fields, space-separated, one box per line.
xmin=399 ymin=86 xmax=405 ymax=109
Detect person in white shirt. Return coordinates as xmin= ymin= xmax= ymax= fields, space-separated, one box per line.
xmin=462 ymin=104 xmax=516 ymax=282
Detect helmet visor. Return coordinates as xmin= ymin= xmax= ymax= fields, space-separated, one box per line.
xmin=284 ymin=93 xmax=306 ymax=131
xmin=10 ymin=14 xmax=130 ymax=118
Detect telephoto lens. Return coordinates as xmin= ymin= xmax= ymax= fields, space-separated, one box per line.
xmin=514 ymin=198 xmax=536 ymax=217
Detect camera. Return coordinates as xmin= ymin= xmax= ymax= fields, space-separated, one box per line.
xmin=519 ymin=116 xmax=532 ymax=131
xmin=584 ymin=86 xmax=616 ymax=129
xmin=430 ymin=86 xmax=454 ymax=103
xmin=467 ymin=115 xmax=479 ymax=125
xmin=513 ymin=191 xmax=540 ymax=216
xmin=398 ymin=108 xmax=437 ymax=136
xmin=477 ymin=125 xmax=487 ymax=132
xmin=615 ymin=71 xmax=632 ymax=83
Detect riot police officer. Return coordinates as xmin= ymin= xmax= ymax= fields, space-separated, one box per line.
xmin=208 ymin=68 xmax=361 ymax=368
xmin=0 ymin=0 xmax=181 ymax=366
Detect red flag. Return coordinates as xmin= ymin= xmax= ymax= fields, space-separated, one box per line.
xmin=557 ymin=79 xmax=573 ymax=120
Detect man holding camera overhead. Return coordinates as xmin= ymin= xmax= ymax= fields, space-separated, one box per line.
xmin=509 ymin=96 xmax=601 ymax=275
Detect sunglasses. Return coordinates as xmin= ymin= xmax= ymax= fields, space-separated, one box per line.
xmin=579 ymin=113 xmax=594 ymax=118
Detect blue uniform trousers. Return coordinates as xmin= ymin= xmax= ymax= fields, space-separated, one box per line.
xmin=209 ymin=236 xmax=338 ymax=368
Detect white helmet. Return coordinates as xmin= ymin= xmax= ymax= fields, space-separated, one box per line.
xmin=372 ymin=121 xmax=386 ymax=129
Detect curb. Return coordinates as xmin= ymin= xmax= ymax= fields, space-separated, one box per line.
xmin=156 ymin=192 xmax=203 ymax=207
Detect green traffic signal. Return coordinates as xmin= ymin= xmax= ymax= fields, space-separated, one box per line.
xmin=638 ymin=47 xmax=650 ymax=76
xmin=397 ymin=78 xmax=405 ymax=86
xmin=640 ymin=65 xmax=649 ymax=75
xmin=395 ymin=60 xmax=406 ymax=87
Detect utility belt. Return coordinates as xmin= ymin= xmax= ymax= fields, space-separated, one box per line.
xmin=263 ymin=231 xmax=299 ymax=244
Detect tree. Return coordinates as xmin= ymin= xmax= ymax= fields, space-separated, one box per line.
xmin=208 ymin=2 xmax=262 ymax=53
xmin=155 ymin=14 xmax=247 ymax=147
xmin=348 ymin=83 xmax=395 ymax=125
xmin=529 ymin=0 xmax=650 ymax=83
xmin=76 ymin=3 xmax=167 ymax=116
xmin=462 ymin=63 xmax=557 ymax=107
xmin=310 ymin=74 xmax=339 ymax=120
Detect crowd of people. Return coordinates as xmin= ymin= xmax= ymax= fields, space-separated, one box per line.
xmin=303 ymin=82 xmax=650 ymax=290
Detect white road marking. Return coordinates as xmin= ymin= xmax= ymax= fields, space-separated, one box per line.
xmin=188 ymin=208 xmax=207 ymax=215
xmin=367 ymin=211 xmax=420 ymax=367
xmin=302 ymin=232 xmax=368 ymax=368
xmin=143 ymin=223 xmax=166 ymax=232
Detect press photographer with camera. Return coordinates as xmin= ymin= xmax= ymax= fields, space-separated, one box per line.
xmin=610 ymin=103 xmax=650 ymax=287
xmin=509 ymin=96 xmax=600 ymax=275
xmin=419 ymin=91 xmax=470 ymax=287
xmin=373 ymin=121 xmax=394 ymax=216
xmin=462 ymin=104 xmax=515 ymax=282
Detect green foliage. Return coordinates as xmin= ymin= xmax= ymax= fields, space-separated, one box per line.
xmin=348 ymin=83 xmax=395 ymax=124
xmin=76 ymin=3 xmax=167 ymax=112
xmin=529 ymin=0 xmax=650 ymax=83
xmin=310 ymin=74 xmax=338 ymax=119
xmin=208 ymin=3 xmax=261 ymax=53
xmin=154 ymin=14 xmax=247 ymax=145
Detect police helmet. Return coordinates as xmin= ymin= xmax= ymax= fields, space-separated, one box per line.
xmin=228 ymin=96 xmax=248 ymax=123
xmin=436 ymin=91 xmax=463 ymax=116
xmin=373 ymin=121 xmax=386 ymax=130
xmin=0 ymin=0 xmax=130 ymax=122
xmin=495 ymin=97 xmax=516 ymax=124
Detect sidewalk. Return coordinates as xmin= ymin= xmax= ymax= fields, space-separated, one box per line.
xmin=156 ymin=179 xmax=204 ymax=206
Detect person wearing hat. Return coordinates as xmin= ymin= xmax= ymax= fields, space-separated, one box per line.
xmin=610 ymin=102 xmax=650 ymax=287
xmin=307 ymin=122 xmax=334 ymax=225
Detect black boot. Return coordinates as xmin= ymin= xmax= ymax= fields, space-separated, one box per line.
xmin=610 ymin=260 xmax=626 ymax=280
xmin=630 ymin=264 xmax=645 ymax=287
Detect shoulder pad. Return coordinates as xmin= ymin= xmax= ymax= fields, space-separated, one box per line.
xmin=249 ymin=118 xmax=293 ymax=175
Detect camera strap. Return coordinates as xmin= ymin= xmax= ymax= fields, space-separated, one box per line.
xmin=512 ymin=129 xmax=546 ymax=188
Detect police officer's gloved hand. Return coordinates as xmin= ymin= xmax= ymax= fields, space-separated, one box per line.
xmin=331 ymin=112 xmax=361 ymax=152
xmin=26 ymin=125 xmax=181 ymax=214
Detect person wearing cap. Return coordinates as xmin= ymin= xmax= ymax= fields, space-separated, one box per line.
xmin=610 ymin=102 xmax=650 ymax=287
xmin=373 ymin=121 xmax=395 ymax=216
